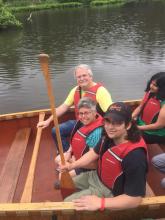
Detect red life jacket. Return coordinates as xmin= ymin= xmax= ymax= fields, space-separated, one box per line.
xmin=74 ymin=83 xmax=102 ymax=119
xmin=97 ymin=138 xmax=147 ymax=190
xmin=141 ymin=92 xmax=161 ymax=124
xmin=71 ymin=115 xmax=103 ymax=160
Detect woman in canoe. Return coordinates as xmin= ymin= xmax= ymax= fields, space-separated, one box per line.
xmin=59 ymin=102 xmax=148 ymax=210
xmin=55 ymin=97 xmax=103 ymax=177
xmin=132 ymin=72 xmax=165 ymax=144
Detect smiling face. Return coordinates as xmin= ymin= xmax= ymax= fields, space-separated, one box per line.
xmin=75 ymin=67 xmax=93 ymax=89
xmin=78 ymin=107 xmax=96 ymax=125
xmin=104 ymin=119 xmax=129 ymax=144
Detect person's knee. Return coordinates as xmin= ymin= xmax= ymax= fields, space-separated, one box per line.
xmin=151 ymin=156 xmax=157 ymax=167
xmin=152 ymin=154 xmax=165 ymax=167
xmin=161 ymin=178 xmax=165 ymax=188
xmin=151 ymin=155 xmax=162 ymax=168
xmin=64 ymin=195 xmax=74 ymax=202
xmin=52 ymin=125 xmax=64 ymax=137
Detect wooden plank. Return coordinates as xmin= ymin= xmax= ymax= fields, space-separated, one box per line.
xmin=0 ymin=196 xmax=164 ymax=213
xmin=0 ymin=196 xmax=164 ymax=212
xmin=20 ymin=113 xmax=45 ymax=203
xmin=0 ymin=109 xmax=50 ymax=121
xmin=0 ymin=128 xmax=31 ymax=202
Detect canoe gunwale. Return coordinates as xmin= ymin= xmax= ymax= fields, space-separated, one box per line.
xmin=0 ymin=100 xmax=140 ymax=121
xmin=0 ymin=196 xmax=165 ymax=216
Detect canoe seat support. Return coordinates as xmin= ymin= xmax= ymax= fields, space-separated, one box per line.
xmin=0 ymin=128 xmax=31 ymax=203
xmin=146 ymin=181 xmax=155 ymax=197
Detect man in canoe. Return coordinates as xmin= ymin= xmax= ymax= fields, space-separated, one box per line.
xmin=132 ymin=72 xmax=165 ymax=144
xmin=55 ymin=97 xmax=103 ymax=177
xmin=37 ymin=64 xmax=112 ymax=152
xmin=59 ymin=102 xmax=148 ymax=210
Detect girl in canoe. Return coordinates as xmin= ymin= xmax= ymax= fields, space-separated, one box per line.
xmin=132 ymin=72 xmax=165 ymax=144
xmin=59 ymin=102 xmax=148 ymax=210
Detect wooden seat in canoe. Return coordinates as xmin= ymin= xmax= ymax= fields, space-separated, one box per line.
xmin=0 ymin=128 xmax=31 ymax=203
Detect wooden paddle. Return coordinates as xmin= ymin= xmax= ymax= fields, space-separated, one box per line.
xmin=39 ymin=53 xmax=76 ymax=198
xmin=20 ymin=112 xmax=45 ymax=203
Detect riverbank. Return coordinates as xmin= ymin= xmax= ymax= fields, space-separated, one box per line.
xmin=4 ymin=0 xmax=128 ymax=13
xmin=1 ymin=0 xmax=165 ymax=29
xmin=0 ymin=0 xmax=127 ymax=29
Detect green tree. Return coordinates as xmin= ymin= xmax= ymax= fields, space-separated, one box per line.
xmin=0 ymin=6 xmax=22 ymax=29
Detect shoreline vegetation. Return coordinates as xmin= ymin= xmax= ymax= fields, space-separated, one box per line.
xmin=0 ymin=0 xmax=164 ymax=29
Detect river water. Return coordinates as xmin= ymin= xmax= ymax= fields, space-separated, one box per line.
xmin=0 ymin=2 xmax=165 ymax=114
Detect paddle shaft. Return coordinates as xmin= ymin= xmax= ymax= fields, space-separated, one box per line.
xmin=39 ymin=54 xmax=65 ymax=165
xmin=20 ymin=112 xmax=45 ymax=203
xmin=39 ymin=54 xmax=76 ymax=197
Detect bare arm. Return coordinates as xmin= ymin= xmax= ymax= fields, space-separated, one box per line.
xmin=82 ymin=149 xmax=98 ymax=169
xmin=37 ymin=103 xmax=69 ymax=128
xmin=60 ymin=149 xmax=99 ymax=172
xmin=74 ymin=194 xmax=142 ymax=211
xmin=132 ymin=104 xmax=142 ymax=119
xmin=138 ymin=105 xmax=165 ymax=131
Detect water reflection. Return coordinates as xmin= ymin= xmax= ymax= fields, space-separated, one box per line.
xmin=0 ymin=2 xmax=165 ymax=113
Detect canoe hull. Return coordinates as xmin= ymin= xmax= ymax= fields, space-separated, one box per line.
xmin=0 ymin=101 xmax=165 ymax=219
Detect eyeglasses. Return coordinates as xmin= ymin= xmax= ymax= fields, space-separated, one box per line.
xmin=78 ymin=111 xmax=93 ymax=117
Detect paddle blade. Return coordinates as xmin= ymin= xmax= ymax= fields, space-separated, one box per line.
xmin=60 ymin=172 xmax=77 ymax=199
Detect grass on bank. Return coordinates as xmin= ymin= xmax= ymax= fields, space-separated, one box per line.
xmin=91 ymin=0 xmax=126 ymax=6
xmin=4 ymin=0 xmax=83 ymax=12
xmin=4 ymin=0 xmax=130 ymax=12
xmin=9 ymin=2 xmax=83 ymax=13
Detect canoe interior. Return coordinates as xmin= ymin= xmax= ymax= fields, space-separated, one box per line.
xmin=0 ymin=102 xmax=165 ymax=219
xmin=0 ymin=109 xmax=75 ymax=203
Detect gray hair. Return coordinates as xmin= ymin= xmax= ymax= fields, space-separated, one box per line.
xmin=78 ymin=97 xmax=96 ymax=111
xmin=74 ymin=64 xmax=93 ymax=78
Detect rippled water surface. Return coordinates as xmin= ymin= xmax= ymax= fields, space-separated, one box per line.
xmin=0 ymin=2 xmax=165 ymax=114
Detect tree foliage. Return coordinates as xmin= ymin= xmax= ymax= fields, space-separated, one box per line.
xmin=0 ymin=6 xmax=22 ymax=29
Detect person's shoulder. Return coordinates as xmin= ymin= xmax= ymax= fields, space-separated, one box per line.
xmin=70 ymin=86 xmax=78 ymax=92
xmin=88 ymin=127 xmax=103 ymax=139
xmin=124 ymin=148 xmax=147 ymax=166
xmin=67 ymin=86 xmax=78 ymax=95
xmin=97 ymin=85 xmax=111 ymax=96
xmin=91 ymin=126 xmax=103 ymax=135
xmin=127 ymin=147 xmax=146 ymax=158
xmin=97 ymin=84 xmax=108 ymax=90
xmin=64 ymin=86 xmax=78 ymax=106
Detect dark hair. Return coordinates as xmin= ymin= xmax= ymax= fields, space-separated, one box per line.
xmin=145 ymin=72 xmax=165 ymax=100
xmin=126 ymin=120 xmax=141 ymax=143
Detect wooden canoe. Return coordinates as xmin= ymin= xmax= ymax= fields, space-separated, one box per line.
xmin=0 ymin=99 xmax=165 ymax=220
